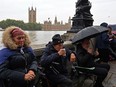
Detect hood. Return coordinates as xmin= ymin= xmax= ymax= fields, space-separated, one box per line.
xmin=2 ymin=26 xmax=31 ymax=50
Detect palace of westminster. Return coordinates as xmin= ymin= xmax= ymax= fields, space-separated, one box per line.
xmin=29 ymin=7 xmax=71 ymax=31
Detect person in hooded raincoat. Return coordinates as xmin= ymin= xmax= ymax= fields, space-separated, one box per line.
xmin=40 ymin=34 xmax=76 ymax=87
xmin=0 ymin=26 xmax=39 ymax=87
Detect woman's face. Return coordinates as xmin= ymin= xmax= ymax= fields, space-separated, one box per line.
xmin=13 ymin=35 xmax=25 ymax=47
xmin=82 ymin=39 xmax=90 ymax=49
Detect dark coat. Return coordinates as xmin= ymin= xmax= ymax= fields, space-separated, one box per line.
xmin=40 ymin=42 xmax=71 ymax=81
xmin=96 ymin=32 xmax=110 ymax=49
xmin=76 ymin=44 xmax=95 ymax=67
xmin=0 ymin=47 xmax=38 ymax=87
xmin=0 ymin=79 xmax=5 ymax=87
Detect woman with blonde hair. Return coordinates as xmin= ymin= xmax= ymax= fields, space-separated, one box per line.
xmin=0 ymin=26 xmax=38 ymax=87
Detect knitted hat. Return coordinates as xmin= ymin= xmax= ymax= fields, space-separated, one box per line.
xmin=52 ymin=34 xmax=64 ymax=45
xmin=11 ymin=28 xmax=24 ymax=37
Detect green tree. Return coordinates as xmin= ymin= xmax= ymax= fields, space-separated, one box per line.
xmin=26 ymin=23 xmax=42 ymax=30
xmin=0 ymin=19 xmax=42 ymax=30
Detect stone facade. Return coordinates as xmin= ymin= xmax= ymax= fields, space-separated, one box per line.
xmin=28 ymin=7 xmax=71 ymax=31
xmin=28 ymin=7 xmax=36 ymax=23
xmin=42 ymin=16 xmax=71 ymax=31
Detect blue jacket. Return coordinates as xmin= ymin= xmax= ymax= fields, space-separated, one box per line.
xmin=0 ymin=46 xmax=38 ymax=87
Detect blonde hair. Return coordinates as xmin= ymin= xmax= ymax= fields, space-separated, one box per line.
xmin=2 ymin=26 xmax=31 ymax=50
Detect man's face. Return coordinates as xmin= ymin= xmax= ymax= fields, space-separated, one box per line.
xmin=54 ymin=43 xmax=64 ymax=51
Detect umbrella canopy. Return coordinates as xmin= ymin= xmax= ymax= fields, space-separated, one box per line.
xmin=92 ymin=26 xmax=108 ymax=33
xmin=72 ymin=26 xmax=108 ymax=44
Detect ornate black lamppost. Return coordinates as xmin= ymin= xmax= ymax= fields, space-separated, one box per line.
xmin=68 ymin=0 xmax=94 ymax=33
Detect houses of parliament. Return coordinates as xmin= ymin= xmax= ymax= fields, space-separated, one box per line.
xmin=29 ymin=7 xmax=71 ymax=31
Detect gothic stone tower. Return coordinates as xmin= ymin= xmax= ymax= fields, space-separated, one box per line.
xmin=28 ymin=7 xmax=36 ymax=23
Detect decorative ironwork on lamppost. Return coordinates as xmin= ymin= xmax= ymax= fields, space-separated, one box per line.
xmin=68 ymin=0 xmax=94 ymax=33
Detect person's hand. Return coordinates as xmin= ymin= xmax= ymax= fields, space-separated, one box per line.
xmin=70 ymin=53 xmax=76 ymax=62
xmin=94 ymin=50 xmax=99 ymax=56
xmin=24 ymin=70 xmax=35 ymax=81
xmin=58 ymin=48 xmax=66 ymax=56
xmin=109 ymin=38 xmax=113 ymax=41
xmin=87 ymin=48 xmax=94 ymax=55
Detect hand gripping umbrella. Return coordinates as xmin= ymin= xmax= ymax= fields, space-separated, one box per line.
xmin=72 ymin=26 xmax=108 ymax=44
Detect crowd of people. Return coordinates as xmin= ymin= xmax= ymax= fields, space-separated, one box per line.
xmin=0 ymin=22 xmax=115 ymax=87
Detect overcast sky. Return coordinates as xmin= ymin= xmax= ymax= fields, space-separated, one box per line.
xmin=0 ymin=0 xmax=116 ymax=25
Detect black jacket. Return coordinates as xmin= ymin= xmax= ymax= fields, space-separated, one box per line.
xmin=0 ymin=47 xmax=38 ymax=87
xmin=40 ymin=42 xmax=71 ymax=76
xmin=76 ymin=44 xmax=95 ymax=67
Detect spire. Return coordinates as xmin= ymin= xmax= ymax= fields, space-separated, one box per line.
xmin=31 ymin=6 xmax=33 ymax=10
xmin=28 ymin=6 xmax=36 ymax=23
xmin=61 ymin=21 xmax=63 ymax=25
xmin=54 ymin=16 xmax=57 ymax=24
xmin=68 ymin=16 xmax=71 ymax=24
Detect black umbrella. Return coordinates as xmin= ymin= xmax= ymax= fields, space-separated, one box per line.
xmin=72 ymin=26 xmax=108 ymax=44
xmin=92 ymin=26 xmax=108 ymax=33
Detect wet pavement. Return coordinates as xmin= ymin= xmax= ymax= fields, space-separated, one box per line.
xmin=104 ymin=60 xmax=116 ymax=87
xmin=78 ymin=60 xmax=116 ymax=87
